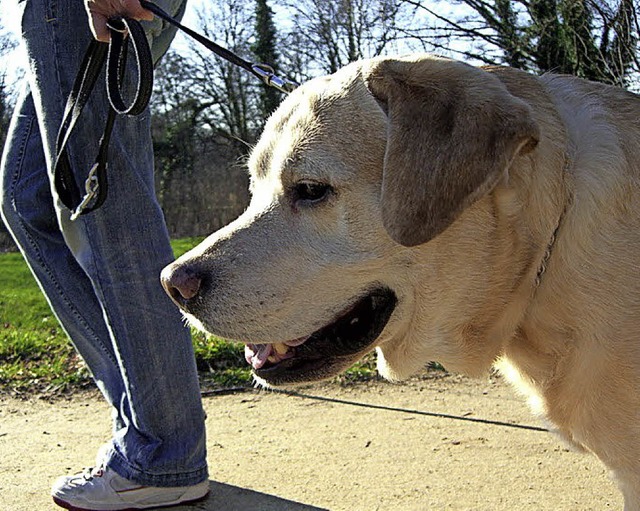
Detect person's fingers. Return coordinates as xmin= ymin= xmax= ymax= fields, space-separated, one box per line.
xmin=88 ymin=10 xmax=111 ymax=42
xmin=120 ymin=0 xmax=154 ymax=21
xmin=85 ymin=0 xmax=155 ymax=41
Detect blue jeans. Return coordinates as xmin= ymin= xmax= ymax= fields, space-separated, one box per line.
xmin=0 ymin=0 xmax=208 ymax=487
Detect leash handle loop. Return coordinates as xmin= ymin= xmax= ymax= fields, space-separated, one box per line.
xmin=55 ymin=1 xmax=299 ymax=218
xmin=54 ymin=19 xmax=148 ymax=217
xmin=106 ymin=18 xmax=154 ymax=115
xmin=54 ymin=40 xmax=109 ymax=212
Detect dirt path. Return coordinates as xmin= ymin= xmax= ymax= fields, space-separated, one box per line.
xmin=0 ymin=374 xmax=622 ymax=511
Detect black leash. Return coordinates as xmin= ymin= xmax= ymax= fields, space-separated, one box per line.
xmin=140 ymin=0 xmax=297 ymax=93
xmin=54 ymin=2 xmax=298 ymax=219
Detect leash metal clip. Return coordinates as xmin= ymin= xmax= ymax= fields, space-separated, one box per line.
xmin=70 ymin=164 xmax=101 ymax=221
xmin=252 ymin=64 xmax=299 ymax=94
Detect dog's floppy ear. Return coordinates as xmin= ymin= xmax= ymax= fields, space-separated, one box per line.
xmin=364 ymin=57 xmax=539 ymax=246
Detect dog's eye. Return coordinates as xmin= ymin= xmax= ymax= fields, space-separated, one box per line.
xmin=293 ymin=181 xmax=332 ymax=204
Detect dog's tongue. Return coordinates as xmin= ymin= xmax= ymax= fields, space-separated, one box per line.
xmin=245 ymin=343 xmax=272 ymax=370
xmin=244 ymin=338 xmax=307 ymax=370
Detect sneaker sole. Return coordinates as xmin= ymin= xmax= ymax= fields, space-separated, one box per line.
xmin=52 ymin=489 xmax=210 ymax=511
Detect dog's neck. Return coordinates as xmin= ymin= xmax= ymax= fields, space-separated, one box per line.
xmin=532 ymin=155 xmax=572 ymax=291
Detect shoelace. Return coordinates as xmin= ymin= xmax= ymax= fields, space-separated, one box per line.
xmin=81 ymin=465 xmax=105 ymax=481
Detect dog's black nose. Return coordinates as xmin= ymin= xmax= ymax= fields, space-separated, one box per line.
xmin=161 ymin=263 xmax=202 ymax=308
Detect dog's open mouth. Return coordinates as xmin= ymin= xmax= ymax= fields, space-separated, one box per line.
xmin=244 ymin=288 xmax=397 ymax=385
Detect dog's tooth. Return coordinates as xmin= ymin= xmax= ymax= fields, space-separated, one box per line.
xmin=274 ymin=342 xmax=289 ymax=355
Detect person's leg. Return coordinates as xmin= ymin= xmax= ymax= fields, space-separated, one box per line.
xmin=1 ymin=84 xmax=127 ymax=405
xmin=2 ymin=0 xmax=207 ymax=487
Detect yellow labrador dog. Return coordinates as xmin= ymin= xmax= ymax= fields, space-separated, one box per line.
xmin=161 ymin=54 xmax=640 ymax=508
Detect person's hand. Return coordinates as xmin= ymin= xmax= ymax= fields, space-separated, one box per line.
xmin=85 ymin=0 xmax=154 ymax=42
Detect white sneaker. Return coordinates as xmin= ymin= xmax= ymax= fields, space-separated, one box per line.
xmin=51 ymin=464 xmax=209 ymax=511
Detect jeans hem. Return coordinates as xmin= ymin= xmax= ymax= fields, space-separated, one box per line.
xmin=107 ymin=448 xmax=209 ymax=487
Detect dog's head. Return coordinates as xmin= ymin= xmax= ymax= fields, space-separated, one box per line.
xmin=161 ymin=55 xmax=539 ymax=386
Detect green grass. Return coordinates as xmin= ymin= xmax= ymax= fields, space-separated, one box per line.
xmin=0 ymin=250 xmax=86 ymax=394
xmin=0 ymin=238 xmax=379 ymax=396
xmin=0 ymin=238 xmax=251 ymax=395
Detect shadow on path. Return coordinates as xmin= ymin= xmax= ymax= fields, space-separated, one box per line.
xmin=202 ymin=386 xmax=549 ymax=433
xmin=162 ymin=481 xmax=330 ymax=511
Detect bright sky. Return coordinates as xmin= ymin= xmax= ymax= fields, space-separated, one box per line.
xmin=1 ymin=0 xmax=24 ymax=77
xmin=0 ymin=0 xmax=470 ymax=82
xmin=2 ymin=0 xmax=635 ymax=91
